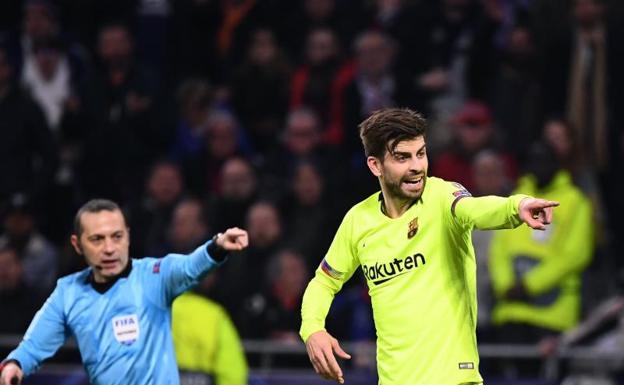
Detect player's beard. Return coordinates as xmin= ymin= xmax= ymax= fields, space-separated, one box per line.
xmin=383 ymin=173 xmax=427 ymax=201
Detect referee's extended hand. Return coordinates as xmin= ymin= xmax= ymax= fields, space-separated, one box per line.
xmin=0 ymin=362 xmax=22 ymax=385
xmin=216 ymin=227 xmax=249 ymax=251
xmin=306 ymin=331 xmax=351 ymax=384
xmin=518 ymin=198 xmax=560 ymax=231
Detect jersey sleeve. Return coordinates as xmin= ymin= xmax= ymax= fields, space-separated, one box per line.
xmin=440 ymin=180 xmax=528 ymax=231
xmin=300 ymin=210 xmax=360 ymax=341
xmin=6 ymin=281 xmax=69 ymax=375
xmin=158 ymin=241 xmax=224 ymax=304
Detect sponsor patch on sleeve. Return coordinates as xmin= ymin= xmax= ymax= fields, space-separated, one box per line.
xmin=152 ymin=260 xmax=161 ymax=274
xmin=451 ymin=182 xmax=472 ymax=198
xmin=320 ymin=258 xmax=345 ymax=280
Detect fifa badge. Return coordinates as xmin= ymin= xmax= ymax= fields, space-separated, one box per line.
xmin=407 ymin=217 xmax=419 ymax=239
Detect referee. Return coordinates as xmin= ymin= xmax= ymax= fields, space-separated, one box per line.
xmin=300 ymin=108 xmax=558 ymax=385
xmin=0 ymin=199 xmax=248 ymax=385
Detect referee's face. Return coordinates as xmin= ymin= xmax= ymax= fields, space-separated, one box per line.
xmin=377 ymin=136 xmax=428 ymax=201
xmin=71 ymin=209 xmax=130 ymax=283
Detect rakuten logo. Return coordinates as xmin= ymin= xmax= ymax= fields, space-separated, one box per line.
xmin=362 ymin=253 xmax=426 ymax=285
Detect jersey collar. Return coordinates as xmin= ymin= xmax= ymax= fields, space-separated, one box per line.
xmin=87 ymin=259 xmax=133 ymax=294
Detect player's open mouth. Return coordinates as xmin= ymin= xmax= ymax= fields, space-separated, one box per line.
xmin=403 ymin=177 xmax=423 ymax=186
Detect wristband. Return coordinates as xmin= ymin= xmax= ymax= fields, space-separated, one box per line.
xmin=207 ymin=233 xmax=228 ymax=262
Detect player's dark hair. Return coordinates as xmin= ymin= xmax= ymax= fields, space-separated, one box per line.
xmin=359 ymin=108 xmax=427 ymax=158
xmin=73 ymin=199 xmax=127 ymax=237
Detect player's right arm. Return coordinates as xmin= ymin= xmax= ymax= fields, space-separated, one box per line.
xmin=300 ymin=210 xmax=359 ymax=384
xmin=2 ymin=282 xmax=69 ymax=382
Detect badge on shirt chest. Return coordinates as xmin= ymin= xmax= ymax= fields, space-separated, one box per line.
xmin=407 ymin=217 xmax=419 ymax=239
xmin=112 ymin=314 xmax=140 ymax=345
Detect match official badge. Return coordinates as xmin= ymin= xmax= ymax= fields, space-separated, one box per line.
xmin=407 ymin=217 xmax=419 ymax=239
xmin=112 ymin=314 xmax=140 ymax=346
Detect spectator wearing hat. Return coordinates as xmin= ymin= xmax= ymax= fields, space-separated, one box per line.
xmin=0 ymin=45 xmax=58 ymax=210
xmin=432 ymin=100 xmax=517 ymax=192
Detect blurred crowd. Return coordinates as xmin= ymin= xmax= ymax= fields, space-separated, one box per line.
xmin=0 ymin=0 xmax=623 ymax=378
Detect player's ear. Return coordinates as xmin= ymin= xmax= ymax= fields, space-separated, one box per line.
xmin=367 ymin=156 xmax=382 ymax=177
xmin=71 ymin=234 xmax=83 ymax=255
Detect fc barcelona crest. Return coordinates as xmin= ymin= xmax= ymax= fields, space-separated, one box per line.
xmin=407 ymin=217 xmax=419 ymax=239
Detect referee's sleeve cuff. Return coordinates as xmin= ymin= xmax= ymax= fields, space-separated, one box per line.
xmin=206 ymin=240 xmax=229 ymax=263
xmin=0 ymin=358 xmax=22 ymax=371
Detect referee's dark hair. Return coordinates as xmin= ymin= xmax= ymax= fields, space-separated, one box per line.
xmin=73 ymin=199 xmax=127 ymax=237
xmin=359 ymin=108 xmax=427 ymax=159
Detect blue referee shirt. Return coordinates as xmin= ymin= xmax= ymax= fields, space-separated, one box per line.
xmin=6 ymin=241 xmax=223 ymax=385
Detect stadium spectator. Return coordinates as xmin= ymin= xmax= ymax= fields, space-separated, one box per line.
xmin=240 ymin=249 xmax=309 ymax=340
xmin=216 ymin=201 xmax=284 ymax=322
xmin=289 ymin=27 xmax=352 ymax=126
xmin=263 ymin=107 xmax=345 ymax=197
xmin=280 ymin=161 xmax=335 ymax=269
xmin=0 ymin=193 xmax=58 ymax=294
xmin=167 ymin=198 xmax=210 ymax=255
xmin=329 ymin=30 xmax=415 ymax=156
xmin=365 ymin=0 xmax=422 ymax=73
xmin=20 ymin=36 xmax=89 ymax=243
xmin=169 ymin=0 xmax=221 ymax=81
xmin=173 ymin=289 xmax=248 ymax=385
xmin=230 ymin=28 xmax=290 ymax=153
xmin=432 ymin=100 xmax=517 ymax=192
xmin=412 ymin=0 xmax=493 ymax=146
xmin=80 ymin=22 xmax=166 ymax=202
xmin=0 ymin=45 xmax=58 ymax=210
xmin=0 ymin=199 xmax=248 ymax=385
xmin=489 ymin=142 xmax=594 ymax=343
xmin=280 ymin=0 xmax=362 ymax=62
xmin=542 ymin=0 xmax=623 ymax=175
xmin=490 ymin=23 xmax=543 ymax=157
xmin=206 ymin=157 xmax=258 ymax=233
xmin=0 ymin=244 xmax=44 ymax=334
xmin=19 ymin=0 xmax=60 ymax=68
xmin=167 ymin=197 xmax=247 ymax=385
xmin=170 ymin=79 xmax=214 ymax=162
xmin=182 ymin=110 xmax=251 ymax=197
xmin=127 ymin=160 xmax=185 ymax=257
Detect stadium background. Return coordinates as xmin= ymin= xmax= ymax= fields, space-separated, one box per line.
xmin=1 ymin=0 xmax=623 ymax=384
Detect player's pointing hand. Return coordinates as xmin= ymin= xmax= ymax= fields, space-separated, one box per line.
xmin=306 ymin=331 xmax=351 ymax=384
xmin=216 ymin=227 xmax=249 ymax=251
xmin=519 ymin=198 xmax=560 ymax=230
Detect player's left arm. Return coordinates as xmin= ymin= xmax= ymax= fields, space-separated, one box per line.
xmin=448 ymin=183 xmax=558 ymax=230
xmin=160 ymin=228 xmax=248 ymax=302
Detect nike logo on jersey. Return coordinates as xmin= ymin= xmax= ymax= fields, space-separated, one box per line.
xmin=362 ymin=253 xmax=426 ymax=285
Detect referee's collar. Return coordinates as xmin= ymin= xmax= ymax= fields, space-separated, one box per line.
xmin=87 ymin=259 xmax=133 ymax=294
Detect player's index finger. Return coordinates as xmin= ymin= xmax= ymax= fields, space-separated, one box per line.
xmin=323 ymin=347 xmax=343 ymax=379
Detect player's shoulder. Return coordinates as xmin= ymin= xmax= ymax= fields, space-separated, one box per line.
xmin=427 ymin=176 xmax=467 ymax=191
xmin=57 ymin=267 xmax=91 ymax=288
xmin=175 ymin=292 xmax=224 ymax=316
xmin=349 ymin=191 xmax=383 ymax=216
xmin=131 ymin=256 xmax=164 ymax=275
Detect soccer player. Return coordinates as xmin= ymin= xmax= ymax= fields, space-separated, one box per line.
xmin=300 ymin=108 xmax=559 ymax=385
xmin=0 ymin=199 xmax=248 ymax=385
